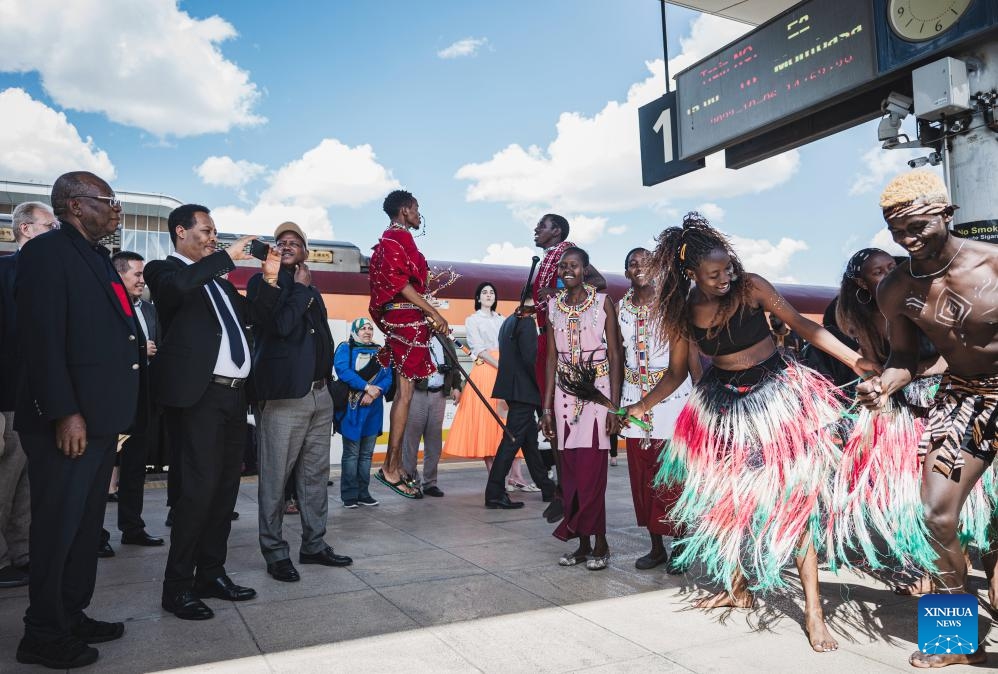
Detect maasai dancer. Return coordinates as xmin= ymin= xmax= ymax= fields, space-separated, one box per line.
xmin=832 ymin=249 xmax=962 ymax=586
xmin=857 ymin=171 xmax=998 ymax=668
xmin=624 ymin=213 xmax=874 ymax=653
xmin=368 ymin=190 xmax=449 ymax=499
xmin=541 ymin=247 xmax=622 ymax=570
xmin=618 ymin=248 xmax=695 ymax=573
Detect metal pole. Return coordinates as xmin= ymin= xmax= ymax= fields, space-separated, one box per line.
xmin=660 ymin=0 xmax=671 ymax=91
xmin=434 ymin=333 xmax=515 ymax=441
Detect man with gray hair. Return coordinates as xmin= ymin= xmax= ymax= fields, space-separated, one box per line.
xmin=0 ymin=202 xmax=57 ymax=590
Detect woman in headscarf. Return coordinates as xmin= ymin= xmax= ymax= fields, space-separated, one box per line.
xmin=334 ymin=318 xmax=393 ymax=508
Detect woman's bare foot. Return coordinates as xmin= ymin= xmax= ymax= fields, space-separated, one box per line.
xmin=693 ymin=589 xmax=754 ymax=609
xmin=804 ymin=609 xmax=838 ymax=653
xmin=895 ymin=575 xmax=934 ymax=596
xmin=909 ymin=648 xmax=986 ymax=668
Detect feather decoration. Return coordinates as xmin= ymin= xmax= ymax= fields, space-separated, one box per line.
xmin=557 ymin=357 xmax=651 ymax=431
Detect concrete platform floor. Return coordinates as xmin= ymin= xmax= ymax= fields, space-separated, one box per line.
xmin=1 ymin=459 xmax=995 ymax=673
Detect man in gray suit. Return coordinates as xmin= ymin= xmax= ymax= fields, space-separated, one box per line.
xmin=110 ymin=251 xmax=163 ymax=547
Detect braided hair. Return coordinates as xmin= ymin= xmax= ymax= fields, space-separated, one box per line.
xmin=648 ymin=211 xmax=751 ymax=342
xmin=836 ymin=248 xmax=891 ymax=364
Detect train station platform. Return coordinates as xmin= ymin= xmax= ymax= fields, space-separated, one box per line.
xmin=1 ymin=460 xmax=993 ymax=673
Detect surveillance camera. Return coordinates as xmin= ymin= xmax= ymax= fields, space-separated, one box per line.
xmin=883 ymin=92 xmax=914 ymax=117
xmin=908 ymin=156 xmax=929 ymax=169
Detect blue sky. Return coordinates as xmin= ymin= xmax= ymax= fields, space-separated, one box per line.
xmin=0 ymin=0 xmax=925 ymax=286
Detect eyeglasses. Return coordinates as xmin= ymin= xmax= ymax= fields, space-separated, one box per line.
xmin=34 ymin=220 xmax=59 ymax=230
xmin=70 ymin=194 xmax=122 ymax=209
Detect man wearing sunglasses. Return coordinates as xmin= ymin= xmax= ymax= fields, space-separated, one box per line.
xmin=13 ymin=172 xmax=141 ymax=669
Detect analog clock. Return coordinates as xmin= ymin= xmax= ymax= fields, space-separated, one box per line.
xmin=888 ymin=0 xmax=973 ymax=42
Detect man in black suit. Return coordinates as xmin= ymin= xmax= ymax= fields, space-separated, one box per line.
xmin=0 ymin=201 xmax=57 ymax=590
xmin=485 ymin=303 xmax=556 ymax=509
xmin=14 ymin=172 xmax=140 ymax=668
xmin=248 ymin=221 xmax=351 ymax=584
xmin=109 ymin=251 xmax=164 ymax=548
xmin=145 ymin=204 xmax=280 ymax=621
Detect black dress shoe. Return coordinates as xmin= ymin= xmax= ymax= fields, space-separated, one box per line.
xmin=16 ymin=634 xmax=98 ymax=668
xmin=121 ymin=530 xmax=165 ymax=546
xmin=162 ymin=589 xmax=214 ymax=620
xmin=485 ymin=494 xmax=525 ymax=509
xmin=267 ymin=559 xmax=301 ymax=582
xmin=422 ymin=486 xmax=444 ymax=497
xmin=107 ymin=492 xmax=118 ymax=503
xmin=230 ymin=511 xmax=240 ymax=521
xmin=0 ymin=564 xmax=29 ymax=587
xmin=71 ymin=614 xmax=125 ymax=643
xmin=542 ymin=498 xmax=564 ymax=523
xmin=97 ymin=540 xmax=115 ymax=558
xmin=194 ymin=575 xmax=257 ymax=601
xmin=299 ymin=546 xmax=353 ymax=567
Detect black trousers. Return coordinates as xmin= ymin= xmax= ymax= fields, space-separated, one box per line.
xmin=21 ymin=432 xmax=117 ymax=641
xmin=163 ymin=384 xmax=246 ymax=594
xmin=485 ymin=401 xmax=555 ymax=502
xmin=117 ymin=414 xmax=158 ymax=534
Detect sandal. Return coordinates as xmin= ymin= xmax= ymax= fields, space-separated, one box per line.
xmin=586 ymin=554 xmax=610 ymax=571
xmin=284 ymin=500 xmax=300 ymax=515
xmin=374 ymin=469 xmax=422 ymax=499
xmin=559 ymin=552 xmax=587 ymax=566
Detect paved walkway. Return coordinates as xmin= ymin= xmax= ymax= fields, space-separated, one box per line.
xmin=1 ymin=460 xmax=994 ymax=672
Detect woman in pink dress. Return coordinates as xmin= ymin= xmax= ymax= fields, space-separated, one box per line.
xmin=541 ymin=247 xmax=623 ymax=571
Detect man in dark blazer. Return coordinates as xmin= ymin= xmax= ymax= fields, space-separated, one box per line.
xmin=0 ymin=201 xmax=57 ymax=590
xmin=14 ymin=172 xmax=141 ymax=669
xmin=145 ymin=204 xmax=280 ymax=621
xmin=109 ymin=251 xmax=164 ymax=547
xmin=247 ymin=221 xmax=350 ymax=584
xmin=485 ymin=303 xmax=556 ymax=509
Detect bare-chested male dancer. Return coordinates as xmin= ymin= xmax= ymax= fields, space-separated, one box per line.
xmin=857 ymin=171 xmax=997 ymax=668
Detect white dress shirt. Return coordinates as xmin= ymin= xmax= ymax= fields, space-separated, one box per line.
xmin=464 ymin=310 xmax=504 ymax=358
xmin=170 ymin=252 xmax=251 ymax=378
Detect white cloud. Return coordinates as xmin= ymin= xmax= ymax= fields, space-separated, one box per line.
xmin=472 ymin=242 xmax=535 ymax=266
xmin=0 ymin=0 xmax=264 ymax=137
xmin=455 ymin=15 xmax=797 ymax=221
xmin=437 ymin=37 xmax=489 ymax=59
xmin=0 ymin=88 xmax=115 ymax=182
xmin=729 ymin=235 xmax=809 ymax=283
xmin=850 ymin=139 xmax=941 ymax=196
xmin=607 ymin=225 xmax=628 ymax=235
xmin=262 ymin=139 xmax=399 ymax=208
xmin=195 ymin=156 xmax=265 ymax=188
xmin=696 ymin=203 xmax=725 ymax=222
xmin=209 ymin=138 xmax=399 ymax=240
xmin=870 ymin=228 xmax=908 ymax=257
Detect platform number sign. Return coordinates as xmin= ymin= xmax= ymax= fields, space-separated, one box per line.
xmin=638 ymin=92 xmax=704 ymax=187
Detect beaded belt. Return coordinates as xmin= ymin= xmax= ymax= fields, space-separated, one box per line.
xmin=557 ymin=358 xmax=609 ymax=379
xmin=625 ymin=366 xmax=665 ymax=387
xmin=382 ymin=302 xmax=420 ymax=312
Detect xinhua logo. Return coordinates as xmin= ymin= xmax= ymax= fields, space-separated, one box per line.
xmin=917 ymin=594 xmax=978 ymax=656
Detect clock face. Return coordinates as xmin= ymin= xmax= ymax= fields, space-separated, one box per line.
xmin=888 ymin=0 xmax=973 ymax=42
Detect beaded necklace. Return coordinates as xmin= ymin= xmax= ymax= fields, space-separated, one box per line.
xmin=555 ymin=284 xmax=599 ymax=422
xmin=622 ymin=288 xmax=654 ymax=445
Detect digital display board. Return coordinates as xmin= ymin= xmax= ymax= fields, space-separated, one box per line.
xmin=676 ymin=0 xmax=877 ymax=160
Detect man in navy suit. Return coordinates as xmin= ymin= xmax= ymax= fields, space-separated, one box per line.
xmin=15 ymin=173 xmax=141 ymax=668
xmin=0 ymin=201 xmax=57 ymax=591
xmin=145 ymin=204 xmax=280 ymax=621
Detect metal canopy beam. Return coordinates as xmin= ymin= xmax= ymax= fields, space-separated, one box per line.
xmin=666 ymin=0 xmax=798 ymax=25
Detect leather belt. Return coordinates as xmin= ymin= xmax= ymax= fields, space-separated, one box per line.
xmin=311 ymin=379 xmax=326 ymax=391
xmin=211 ymin=374 xmax=247 ymax=389
xmin=425 ymin=385 xmax=444 ymax=393
xmin=382 ymin=302 xmax=420 ymax=312
xmin=625 ymin=366 xmax=665 ymax=387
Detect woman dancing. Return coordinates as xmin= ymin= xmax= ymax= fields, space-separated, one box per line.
xmin=624 ymin=213 xmax=874 ymax=652
xmin=618 ymin=247 xmax=695 ymax=572
xmin=541 ymin=247 xmax=622 ymax=570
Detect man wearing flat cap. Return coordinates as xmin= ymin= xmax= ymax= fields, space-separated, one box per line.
xmin=248 ymin=222 xmax=351 ymax=584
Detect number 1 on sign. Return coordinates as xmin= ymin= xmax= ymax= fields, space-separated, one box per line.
xmin=653 ymin=109 xmax=674 ymax=163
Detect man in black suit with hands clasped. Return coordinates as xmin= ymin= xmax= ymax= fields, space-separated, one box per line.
xmin=14 ymin=172 xmax=140 ymax=669
xmin=145 ymin=205 xmax=281 ymax=621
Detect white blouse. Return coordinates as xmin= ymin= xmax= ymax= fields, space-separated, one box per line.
xmin=464 ymin=311 xmax=505 ymax=358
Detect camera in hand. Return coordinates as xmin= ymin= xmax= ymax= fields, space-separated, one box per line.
xmin=436 ymin=363 xmax=453 ymax=375
xmin=249 ymin=239 xmax=271 ymax=261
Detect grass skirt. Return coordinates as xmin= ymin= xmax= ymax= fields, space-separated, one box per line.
xmin=655 ymin=353 xmax=844 ymax=592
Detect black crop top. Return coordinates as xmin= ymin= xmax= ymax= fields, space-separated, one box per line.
xmin=691 ymin=305 xmax=773 ymax=357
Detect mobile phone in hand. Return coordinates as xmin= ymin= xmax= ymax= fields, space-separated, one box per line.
xmin=249 ymin=239 xmax=270 ymax=261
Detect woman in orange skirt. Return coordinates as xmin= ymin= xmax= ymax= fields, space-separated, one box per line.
xmin=445 ymin=283 xmax=533 ymax=487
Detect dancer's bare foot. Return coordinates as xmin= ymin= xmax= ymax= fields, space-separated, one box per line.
xmin=693 ymin=589 xmax=754 ymax=609
xmin=983 ymin=548 xmax=998 ymax=614
xmin=909 ymin=648 xmax=986 ymax=668
xmin=895 ymin=575 xmax=934 ymax=596
xmin=804 ymin=609 xmax=838 ymax=652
